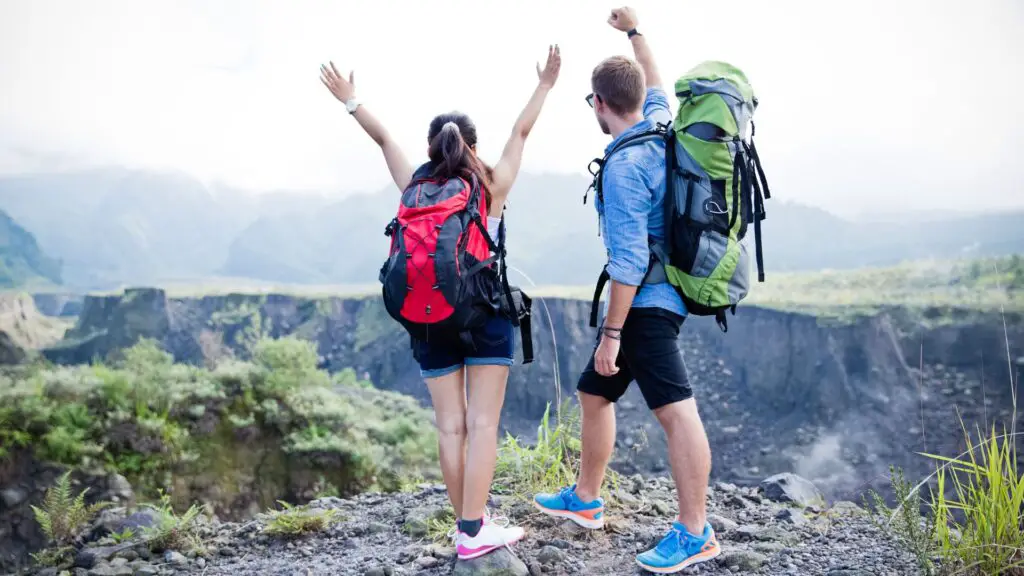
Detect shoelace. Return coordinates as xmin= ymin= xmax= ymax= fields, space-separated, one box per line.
xmin=655 ymin=527 xmax=687 ymax=557
xmin=558 ymin=486 xmax=576 ymax=508
xmin=485 ymin=508 xmax=521 ymax=558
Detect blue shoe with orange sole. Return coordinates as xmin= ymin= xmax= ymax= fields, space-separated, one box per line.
xmin=532 ymin=485 xmax=605 ymax=529
xmin=636 ymin=521 xmax=721 ymax=573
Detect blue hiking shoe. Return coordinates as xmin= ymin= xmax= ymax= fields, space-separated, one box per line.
xmin=636 ymin=521 xmax=720 ymax=573
xmin=532 ymin=485 xmax=605 ymax=529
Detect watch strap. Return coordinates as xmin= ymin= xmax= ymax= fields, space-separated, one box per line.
xmin=627 ymin=28 xmax=641 ymax=38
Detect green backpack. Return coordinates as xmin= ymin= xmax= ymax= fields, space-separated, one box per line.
xmin=588 ymin=60 xmax=771 ymax=332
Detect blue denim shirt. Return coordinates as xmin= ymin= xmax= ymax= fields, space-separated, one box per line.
xmin=596 ymin=87 xmax=687 ymax=317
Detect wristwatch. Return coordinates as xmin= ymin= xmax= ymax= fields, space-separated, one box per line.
xmin=344 ymin=98 xmax=361 ymax=114
xmin=627 ymin=28 xmax=641 ymax=38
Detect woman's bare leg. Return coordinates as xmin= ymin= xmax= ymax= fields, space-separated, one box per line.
xmin=426 ymin=368 xmax=468 ymax=518
xmin=461 ymin=364 xmax=509 ymax=521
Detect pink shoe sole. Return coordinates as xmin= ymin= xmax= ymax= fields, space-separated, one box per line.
xmin=456 ymin=531 xmax=525 ymax=560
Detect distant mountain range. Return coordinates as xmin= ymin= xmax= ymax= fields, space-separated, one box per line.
xmin=1 ymin=167 xmax=1021 ymax=290
xmin=0 ymin=209 xmax=61 ymax=288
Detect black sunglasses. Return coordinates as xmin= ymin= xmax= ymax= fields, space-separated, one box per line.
xmin=585 ymin=92 xmax=601 ymax=108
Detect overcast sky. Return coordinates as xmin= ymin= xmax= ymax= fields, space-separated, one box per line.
xmin=1 ymin=0 xmax=1022 ymax=217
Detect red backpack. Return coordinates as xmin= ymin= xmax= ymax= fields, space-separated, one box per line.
xmin=379 ymin=163 xmax=533 ymax=362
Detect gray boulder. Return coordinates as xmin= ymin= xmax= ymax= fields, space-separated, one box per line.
xmin=759 ymin=473 xmax=826 ymax=508
xmin=453 ymin=548 xmax=529 ymax=576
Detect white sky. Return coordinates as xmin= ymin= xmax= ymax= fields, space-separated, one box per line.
xmin=1 ymin=0 xmax=1022 ymax=217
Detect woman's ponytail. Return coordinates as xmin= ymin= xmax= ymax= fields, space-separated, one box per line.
xmin=429 ymin=121 xmax=468 ymax=180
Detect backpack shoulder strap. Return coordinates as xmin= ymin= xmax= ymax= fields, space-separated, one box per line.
xmin=584 ymin=126 xmax=670 ymax=205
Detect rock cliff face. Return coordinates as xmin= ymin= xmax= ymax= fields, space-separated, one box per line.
xmin=41 ymin=289 xmax=1023 ymax=499
xmin=0 ymin=294 xmax=69 ymax=364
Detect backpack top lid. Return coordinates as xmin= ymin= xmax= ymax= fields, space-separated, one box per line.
xmin=674 ymin=61 xmax=757 ymax=140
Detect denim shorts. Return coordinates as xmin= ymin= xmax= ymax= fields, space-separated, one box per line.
xmin=411 ymin=314 xmax=515 ymax=378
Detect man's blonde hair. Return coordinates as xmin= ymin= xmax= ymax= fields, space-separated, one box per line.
xmin=591 ymin=56 xmax=645 ymax=115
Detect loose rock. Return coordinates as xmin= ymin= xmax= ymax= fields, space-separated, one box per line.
xmin=759 ymin=473 xmax=826 ymax=508
xmin=719 ymin=550 xmax=769 ymax=571
xmin=453 ymin=547 xmax=528 ymax=576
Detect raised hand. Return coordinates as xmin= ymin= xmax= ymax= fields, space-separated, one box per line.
xmin=608 ymin=6 xmax=638 ymax=32
xmin=320 ymin=62 xmax=356 ymax=103
xmin=536 ymin=44 xmax=561 ymax=89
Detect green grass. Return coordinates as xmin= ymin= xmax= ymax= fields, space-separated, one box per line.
xmin=745 ymin=255 xmax=1024 ymax=319
xmin=493 ymin=401 xmax=618 ymax=500
xmin=926 ymin=424 xmax=1024 ymax=575
xmin=263 ymin=501 xmax=343 ymax=537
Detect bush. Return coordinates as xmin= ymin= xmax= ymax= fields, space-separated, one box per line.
xmin=253 ymin=337 xmax=329 ymax=392
xmin=1 ymin=336 xmax=439 ymax=506
xmin=866 ymin=466 xmax=938 ymax=574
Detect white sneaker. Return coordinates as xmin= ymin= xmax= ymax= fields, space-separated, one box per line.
xmin=455 ymin=518 xmax=525 ymax=560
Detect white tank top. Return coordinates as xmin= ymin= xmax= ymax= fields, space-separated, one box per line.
xmin=487 ymin=216 xmax=502 ymax=246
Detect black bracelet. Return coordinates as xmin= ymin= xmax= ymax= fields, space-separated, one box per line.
xmin=627 ymin=28 xmax=641 ymax=38
xmin=602 ymin=326 xmax=623 ymax=339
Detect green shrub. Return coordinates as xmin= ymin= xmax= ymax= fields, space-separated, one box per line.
xmin=1 ymin=336 xmax=439 ymax=504
xmin=866 ymin=466 xmax=938 ymax=574
xmin=253 ymin=337 xmax=329 ymax=392
xmin=0 ymin=405 xmax=31 ymax=459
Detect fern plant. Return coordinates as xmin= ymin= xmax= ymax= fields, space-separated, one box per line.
xmin=140 ymin=490 xmax=204 ymax=554
xmin=31 ymin=471 xmax=109 ymax=547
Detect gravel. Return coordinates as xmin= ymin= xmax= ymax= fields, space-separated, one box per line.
xmin=20 ymin=475 xmax=924 ymax=576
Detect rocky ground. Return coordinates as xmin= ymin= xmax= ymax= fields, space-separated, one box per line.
xmin=17 ymin=473 xmax=923 ymax=576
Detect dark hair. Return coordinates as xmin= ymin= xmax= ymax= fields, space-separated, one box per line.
xmin=427 ymin=112 xmax=493 ymax=202
xmin=591 ymin=56 xmax=645 ymax=115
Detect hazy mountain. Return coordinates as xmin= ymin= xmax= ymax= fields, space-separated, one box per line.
xmin=0 ymin=168 xmax=335 ymax=288
xmin=225 ymin=174 xmax=1024 ymax=286
xmin=220 ymin=172 xmax=610 ymax=286
xmin=1 ymin=167 xmax=1021 ymax=290
xmin=0 ymin=209 xmax=61 ymax=288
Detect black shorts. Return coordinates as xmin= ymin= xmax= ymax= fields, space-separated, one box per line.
xmin=576 ymin=307 xmax=692 ymax=410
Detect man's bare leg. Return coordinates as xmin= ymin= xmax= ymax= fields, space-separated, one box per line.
xmin=574 ymin=391 xmax=616 ymax=502
xmin=654 ymin=398 xmax=711 ymax=534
